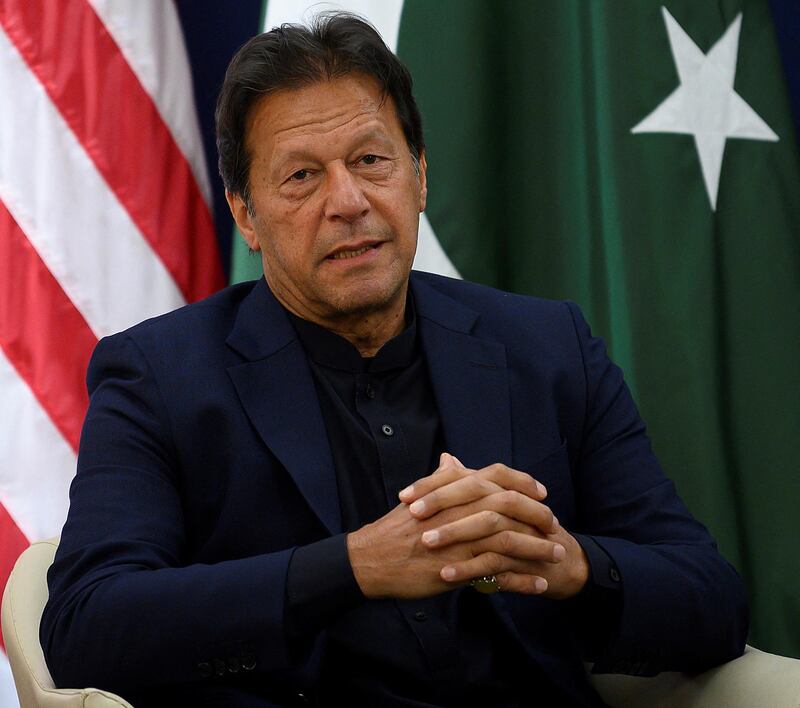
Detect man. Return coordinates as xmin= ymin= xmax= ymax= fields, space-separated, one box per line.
xmin=42 ymin=13 xmax=748 ymax=708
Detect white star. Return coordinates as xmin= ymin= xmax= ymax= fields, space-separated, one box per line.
xmin=632 ymin=7 xmax=778 ymax=210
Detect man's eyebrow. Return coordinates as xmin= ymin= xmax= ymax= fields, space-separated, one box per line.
xmin=274 ymin=150 xmax=314 ymax=168
xmin=353 ymin=129 xmax=394 ymax=149
xmin=272 ymin=132 xmax=397 ymax=175
xmin=269 ymin=150 xmax=317 ymax=180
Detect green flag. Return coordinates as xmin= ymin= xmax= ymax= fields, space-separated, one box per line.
xmin=236 ymin=0 xmax=800 ymax=658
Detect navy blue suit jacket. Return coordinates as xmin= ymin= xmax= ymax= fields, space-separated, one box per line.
xmin=42 ymin=272 xmax=748 ymax=705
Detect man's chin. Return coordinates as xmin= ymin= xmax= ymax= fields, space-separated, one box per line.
xmin=323 ymin=281 xmax=407 ymax=319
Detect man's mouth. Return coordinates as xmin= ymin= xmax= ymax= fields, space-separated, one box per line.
xmin=327 ymin=242 xmax=381 ymax=260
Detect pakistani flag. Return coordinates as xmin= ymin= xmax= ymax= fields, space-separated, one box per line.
xmin=231 ymin=1 xmax=800 ymax=659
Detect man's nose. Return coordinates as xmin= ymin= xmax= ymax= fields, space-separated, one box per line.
xmin=324 ymin=164 xmax=370 ymax=222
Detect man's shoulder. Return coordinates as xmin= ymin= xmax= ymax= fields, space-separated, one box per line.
xmin=410 ymin=270 xmax=577 ymax=329
xmin=96 ymin=280 xmax=262 ymax=367
xmin=115 ymin=280 xmax=256 ymax=339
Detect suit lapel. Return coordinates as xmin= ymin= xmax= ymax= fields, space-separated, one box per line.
xmin=412 ymin=275 xmax=513 ymax=469
xmin=226 ymin=280 xmax=341 ymax=534
xmin=224 ymin=275 xmax=514 ymax=532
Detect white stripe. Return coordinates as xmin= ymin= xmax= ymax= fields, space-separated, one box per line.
xmin=0 ymin=26 xmax=185 ymax=339
xmin=414 ymin=213 xmax=460 ymax=278
xmin=0 ymin=349 xmax=74 ymax=543
xmin=0 ymin=652 xmax=19 ymax=708
xmin=261 ymin=0 xmax=461 ymax=280
xmin=263 ymin=0 xmax=404 ymax=50
xmin=87 ymin=0 xmax=214 ymax=206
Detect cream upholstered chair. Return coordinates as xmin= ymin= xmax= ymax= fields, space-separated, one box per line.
xmin=1 ymin=537 xmax=132 ymax=708
xmin=589 ymin=646 xmax=800 ymax=707
xmin=3 ymin=537 xmax=800 ymax=708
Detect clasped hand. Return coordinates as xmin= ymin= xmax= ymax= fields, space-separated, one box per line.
xmin=346 ymin=453 xmax=589 ymax=600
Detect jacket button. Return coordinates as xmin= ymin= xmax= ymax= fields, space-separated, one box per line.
xmin=296 ymin=691 xmax=311 ymax=705
xmin=227 ymin=656 xmax=241 ymax=673
xmin=241 ymin=652 xmax=257 ymax=671
xmin=609 ymin=567 xmax=621 ymax=583
xmin=197 ymin=661 xmax=212 ymax=678
xmin=213 ymin=658 xmax=226 ymax=677
xmin=413 ymin=611 xmax=427 ymax=622
xmin=381 ymin=423 xmax=394 ymax=436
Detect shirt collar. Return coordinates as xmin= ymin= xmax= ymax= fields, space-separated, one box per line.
xmin=287 ymin=298 xmax=418 ymax=374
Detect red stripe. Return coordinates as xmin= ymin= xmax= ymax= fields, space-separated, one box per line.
xmin=0 ymin=200 xmax=96 ymax=452
xmin=0 ymin=505 xmax=30 ymax=653
xmin=0 ymin=0 xmax=225 ymax=302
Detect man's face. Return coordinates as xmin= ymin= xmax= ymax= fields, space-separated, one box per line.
xmin=228 ymin=73 xmax=427 ymax=325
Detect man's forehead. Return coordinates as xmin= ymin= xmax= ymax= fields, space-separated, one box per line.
xmin=250 ymin=76 xmax=382 ymax=132
xmin=245 ymin=74 xmax=400 ymax=153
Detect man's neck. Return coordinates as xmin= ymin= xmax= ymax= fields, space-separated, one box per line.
xmin=325 ymin=308 xmax=406 ymax=358
xmin=275 ymin=287 xmax=409 ymax=358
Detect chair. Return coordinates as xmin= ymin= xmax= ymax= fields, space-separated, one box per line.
xmin=590 ymin=646 xmax=800 ymax=707
xmin=3 ymin=538 xmax=800 ymax=708
xmin=1 ymin=538 xmax=132 ymax=707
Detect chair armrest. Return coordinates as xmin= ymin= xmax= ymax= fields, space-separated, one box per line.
xmin=2 ymin=538 xmax=133 ymax=708
xmin=590 ymin=646 xmax=800 ymax=708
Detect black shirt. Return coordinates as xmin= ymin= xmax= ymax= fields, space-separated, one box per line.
xmin=283 ymin=304 xmax=616 ymax=707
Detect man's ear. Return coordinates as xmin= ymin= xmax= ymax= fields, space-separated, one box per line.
xmin=417 ymin=151 xmax=428 ymax=213
xmin=225 ymin=189 xmax=261 ymax=252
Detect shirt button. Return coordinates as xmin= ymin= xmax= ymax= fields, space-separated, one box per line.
xmin=381 ymin=424 xmax=394 ymax=436
xmin=413 ymin=611 xmax=427 ymax=622
xmin=365 ymin=383 xmax=375 ymax=399
xmin=610 ymin=567 xmax=621 ymax=583
xmin=241 ymin=652 xmax=257 ymax=671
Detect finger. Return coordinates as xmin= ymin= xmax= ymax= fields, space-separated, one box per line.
xmin=470 ymin=530 xmax=566 ymax=563
xmin=408 ymin=464 xmax=547 ymax=515
xmin=421 ymin=511 xmax=536 ymax=548
xmin=399 ymin=455 xmax=471 ymax=502
xmin=474 ymin=462 xmax=547 ymax=501
xmin=495 ymin=572 xmax=549 ymax=595
xmin=440 ymin=551 xmax=537 ymax=584
xmin=479 ymin=489 xmax=558 ymax=534
xmin=415 ymin=485 xmax=557 ymax=536
xmin=407 ymin=474 xmax=503 ymax=519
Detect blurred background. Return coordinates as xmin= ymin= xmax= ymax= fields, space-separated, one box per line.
xmin=0 ymin=1 xmax=798 ymax=703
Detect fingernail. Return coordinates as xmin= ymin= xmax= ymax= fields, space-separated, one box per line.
xmin=409 ymin=499 xmax=426 ymax=515
xmin=536 ymin=482 xmax=547 ymax=497
xmin=399 ymin=485 xmax=414 ymax=500
xmin=535 ymin=577 xmax=548 ymax=593
xmin=442 ymin=566 xmax=456 ymax=580
xmin=422 ymin=530 xmax=439 ymax=545
xmin=553 ymin=544 xmax=566 ymax=560
xmin=552 ymin=515 xmax=560 ymax=529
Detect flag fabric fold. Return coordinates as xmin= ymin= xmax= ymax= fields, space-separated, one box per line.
xmin=0 ymin=1 xmax=223 ymax=702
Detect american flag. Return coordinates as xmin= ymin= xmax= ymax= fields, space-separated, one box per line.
xmin=0 ymin=1 xmax=223 ymax=701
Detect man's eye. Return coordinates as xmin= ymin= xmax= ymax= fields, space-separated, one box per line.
xmin=360 ymin=155 xmax=379 ymax=165
xmin=289 ymin=169 xmax=309 ymax=181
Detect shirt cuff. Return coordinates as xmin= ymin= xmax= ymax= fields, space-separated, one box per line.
xmin=574 ymin=533 xmax=623 ymax=591
xmin=285 ymin=534 xmax=364 ymax=639
xmin=571 ymin=533 xmax=623 ymax=660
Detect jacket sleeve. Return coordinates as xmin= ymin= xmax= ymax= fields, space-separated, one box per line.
xmin=40 ymin=333 xmax=301 ymax=693
xmin=564 ymin=301 xmax=749 ymax=675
